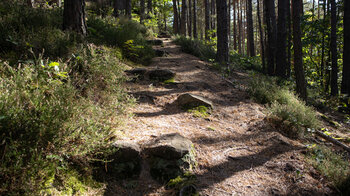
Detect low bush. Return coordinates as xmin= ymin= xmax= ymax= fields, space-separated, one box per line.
xmin=306 ymin=145 xmax=350 ymax=193
xmin=0 ymin=45 xmax=133 ymax=195
xmin=247 ymin=74 xmax=320 ymax=136
xmin=173 ymin=36 xmax=216 ymax=61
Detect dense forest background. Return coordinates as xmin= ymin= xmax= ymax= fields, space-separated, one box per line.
xmin=0 ymin=0 xmax=349 ymax=195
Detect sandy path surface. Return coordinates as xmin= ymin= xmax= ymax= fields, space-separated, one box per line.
xmin=105 ymin=39 xmax=333 ymax=196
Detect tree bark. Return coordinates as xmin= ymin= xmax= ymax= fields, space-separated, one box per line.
xmin=287 ymin=0 xmax=292 ymax=77
xmin=63 ymin=0 xmax=87 ymax=36
xmin=148 ymin=0 xmax=153 ymax=14
xmin=264 ymin=0 xmax=277 ymax=75
xmin=330 ymin=0 xmax=338 ymax=96
xmin=246 ymin=0 xmax=255 ymax=57
xmin=140 ymin=0 xmax=145 ymax=24
xmin=257 ymin=0 xmax=265 ymax=71
xmin=233 ymin=0 xmax=237 ymax=50
xmin=205 ymin=0 xmax=210 ymax=40
xmin=193 ymin=0 xmax=197 ymax=38
xmin=228 ymin=0 xmax=231 ymax=46
xmin=181 ymin=0 xmax=187 ymax=36
xmin=342 ymin=0 xmax=350 ymax=95
xmin=188 ymin=0 xmax=192 ymax=37
xmin=126 ymin=0 xmax=132 ymax=19
xmin=276 ymin=0 xmax=288 ymax=78
xmin=292 ymin=0 xmax=307 ymax=101
xmin=216 ymin=0 xmax=228 ymax=63
xmin=173 ymin=0 xmax=179 ymax=34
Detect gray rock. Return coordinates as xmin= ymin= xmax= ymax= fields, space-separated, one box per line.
xmin=148 ymin=69 xmax=175 ymax=82
xmin=125 ymin=68 xmax=147 ymax=76
xmin=111 ymin=141 xmax=141 ymax=162
xmin=145 ymin=133 xmax=193 ymax=160
xmin=154 ymin=49 xmax=168 ymax=57
xmin=176 ymin=93 xmax=214 ymax=109
xmin=147 ymin=39 xmax=163 ymax=45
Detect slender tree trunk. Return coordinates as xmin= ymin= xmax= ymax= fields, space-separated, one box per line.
xmin=126 ymin=0 xmax=131 ymax=19
xmin=264 ymin=0 xmax=277 ymax=75
xmin=188 ymin=0 xmax=192 ymax=37
xmin=181 ymin=0 xmax=188 ymax=36
xmin=292 ymin=0 xmax=307 ymax=101
xmin=148 ymin=0 xmax=153 ymax=14
xmin=193 ymin=0 xmax=197 ymax=38
xmin=173 ymin=0 xmax=179 ymax=34
xmin=330 ymin=0 xmax=338 ymax=96
xmin=257 ymin=0 xmax=265 ymax=71
xmin=342 ymin=0 xmax=350 ymax=95
xmin=287 ymin=0 xmax=292 ymax=77
xmin=140 ymin=0 xmax=145 ymax=24
xmin=247 ymin=0 xmax=255 ymax=57
xmin=228 ymin=0 xmax=231 ymax=46
xmin=276 ymin=0 xmax=288 ymax=78
xmin=205 ymin=0 xmax=210 ymax=40
xmin=233 ymin=0 xmax=237 ymax=50
xmin=63 ymin=0 xmax=87 ymax=36
xmin=238 ymin=0 xmax=242 ymax=54
xmin=216 ymin=0 xmax=228 ymax=63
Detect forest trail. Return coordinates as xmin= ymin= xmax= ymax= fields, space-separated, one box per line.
xmin=107 ymin=39 xmax=333 ymax=195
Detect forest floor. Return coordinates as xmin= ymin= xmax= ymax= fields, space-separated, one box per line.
xmin=105 ymin=39 xmax=335 ymax=195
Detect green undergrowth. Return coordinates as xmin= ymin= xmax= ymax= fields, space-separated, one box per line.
xmin=247 ymin=74 xmax=320 ymax=137
xmin=173 ymin=36 xmax=216 ymax=61
xmin=306 ymin=145 xmax=350 ymax=194
xmin=0 ymin=45 xmax=133 ymax=195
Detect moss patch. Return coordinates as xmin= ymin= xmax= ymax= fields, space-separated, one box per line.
xmin=187 ymin=106 xmax=210 ymax=118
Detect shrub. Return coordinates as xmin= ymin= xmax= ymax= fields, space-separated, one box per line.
xmin=173 ymin=36 xmax=216 ymax=61
xmin=0 ymin=45 xmax=132 ymax=194
xmin=247 ymin=74 xmax=320 ymax=136
xmin=306 ymin=145 xmax=350 ymax=193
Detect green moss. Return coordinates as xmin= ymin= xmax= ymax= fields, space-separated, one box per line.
xmin=187 ymin=106 xmax=210 ymax=118
xmin=163 ymin=77 xmax=176 ymax=84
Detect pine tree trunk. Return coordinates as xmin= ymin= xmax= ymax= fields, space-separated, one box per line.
xmin=292 ymin=0 xmax=307 ymax=101
xmin=193 ymin=0 xmax=197 ymax=38
xmin=181 ymin=0 xmax=187 ymax=36
xmin=188 ymin=0 xmax=192 ymax=37
xmin=257 ymin=0 xmax=265 ymax=71
xmin=342 ymin=0 xmax=350 ymax=95
xmin=238 ymin=0 xmax=242 ymax=54
xmin=126 ymin=0 xmax=132 ymax=19
xmin=287 ymin=0 xmax=292 ymax=77
xmin=228 ymin=0 xmax=231 ymax=46
xmin=233 ymin=0 xmax=237 ymax=50
xmin=140 ymin=0 xmax=145 ymax=24
xmin=63 ymin=0 xmax=87 ymax=36
xmin=330 ymin=0 xmax=338 ymax=96
xmin=205 ymin=0 xmax=210 ymax=40
xmin=264 ymin=0 xmax=277 ymax=75
xmin=148 ymin=0 xmax=153 ymax=14
xmin=216 ymin=0 xmax=228 ymax=63
xmin=173 ymin=0 xmax=179 ymax=34
xmin=276 ymin=0 xmax=288 ymax=78
xmin=247 ymin=0 xmax=255 ymax=57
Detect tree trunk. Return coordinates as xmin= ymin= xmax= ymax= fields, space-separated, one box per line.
xmin=126 ymin=0 xmax=132 ymax=19
xmin=216 ymin=0 xmax=228 ymax=63
xmin=233 ymin=0 xmax=237 ymax=50
xmin=228 ymin=0 xmax=231 ymax=46
xmin=63 ymin=0 xmax=87 ymax=36
xmin=257 ymin=0 xmax=265 ymax=71
xmin=181 ymin=0 xmax=187 ymax=36
xmin=264 ymin=0 xmax=277 ymax=75
xmin=27 ymin=0 xmax=34 ymax=7
xmin=193 ymin=0 xmax=197 ymax=38
xmin=330 ymin=0 xmax=338 ymax=96
xmin=287 ymin=0 xmax=292 ymax=77
xmin=173 ymin=0 xmax=179 ymax=34
xmin=188 ymin=0 xmax=192 ymax=37
xmin=342 ymin=0 xmax=350 ymax=95
xmin=205 ymin=0 xmax=210 ymax=40
xmin=292 ymin=0 xmax=307 ymax=101
xmin=238 ymin=0 xmax=242 ymax=54
xmin=276 ymin=0 xmax=288 ymax=78
xmin=140 ymin=0 xmax=145 ymax=24
xmin=247 ymin=0 xmax=255 ymax=57
xmin=148 ymin=0 xmax=153 ymax=14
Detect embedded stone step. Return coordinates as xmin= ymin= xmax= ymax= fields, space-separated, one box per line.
xmin=176 ymin=93 xmax=214 ymax=109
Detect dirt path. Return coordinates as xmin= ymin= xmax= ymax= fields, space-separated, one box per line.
xmin=106 ymin=39 xmax=333 ymax=195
